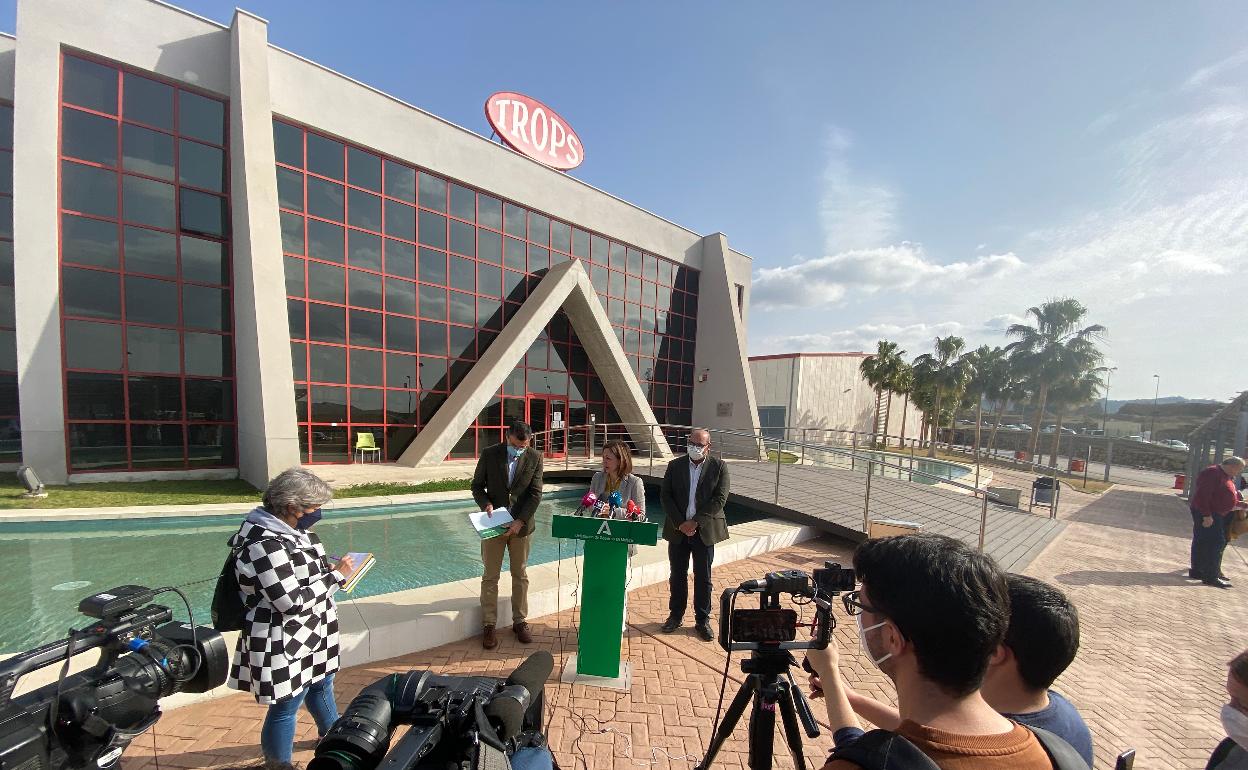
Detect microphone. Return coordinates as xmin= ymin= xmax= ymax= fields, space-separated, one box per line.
xmin=625 ymin=499 xmax=642 ymax=520
xmin=593 ymin=499 xmax=610 ymax=518
xmin=484 ymin=650 xmax=554 ymax=743
xmin=577 ymin=492 xmax=598 ymax=516
xmin=608 ymin=491 xmax=623 ymax=509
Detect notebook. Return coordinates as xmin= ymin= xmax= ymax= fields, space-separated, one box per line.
xmin=340 ymin=552 xmax=376 ymax=593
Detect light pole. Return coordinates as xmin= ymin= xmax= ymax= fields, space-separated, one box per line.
xmin=1150 ymin=374 xmax=1160 ymax=441
xmin=1101 ymin=367 xmax=1117 ymax=433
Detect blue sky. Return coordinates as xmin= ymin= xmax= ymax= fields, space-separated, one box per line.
xmin=9 ymin=1 xmax=1247 ymax=400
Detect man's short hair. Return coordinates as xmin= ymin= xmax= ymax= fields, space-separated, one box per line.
xmin=1003 ymin=574 xmax=1080 ymax=691
xmin=853 ymin=534 xmax=1009 ymax=698
xmin=508 ymin=421 xmax=533 ymax=441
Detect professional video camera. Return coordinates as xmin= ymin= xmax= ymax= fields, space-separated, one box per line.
xmin=309 ymin=650 xmax=553 ymax=770
xmin=697 ymin=562 xmax=857 ymax=770
xmin=0 ymin=585 xmax=229 ymax=770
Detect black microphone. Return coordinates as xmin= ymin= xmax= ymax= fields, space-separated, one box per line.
xmin=484 ymin=650 xmax=553 ymax=742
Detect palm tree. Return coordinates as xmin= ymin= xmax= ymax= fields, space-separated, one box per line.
xmin=1045 ymin=367 xmax=1106 ymax=467
xmin=962 ymin=346 xmax=1008 ymax=456
xmin=985 ymin=365 xmax=1027 ymax=456
xmin=910 ymin=356 xmax=939 ymax=449
xmin=914 ymin=335 xmax=968 ymax=457
xmin=890 ymin=362 xmax=915 ymax=448
xmin=859 ymin=340 xmax=905 ymax=445
xmin=1006 ymin=299 xmax=1106 ymax=459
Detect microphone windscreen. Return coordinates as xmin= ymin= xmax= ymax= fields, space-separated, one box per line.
xmin=608 ymin=491 xmax=623 ymax=507
xmin=484 ymin=651 xmax=554 ymax=741
xmin=581 ymin=492 xmax=598 ymax=507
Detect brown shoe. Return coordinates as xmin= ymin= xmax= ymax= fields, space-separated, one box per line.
xmin=482 ymin=624 xmax=498 ymax=650
xmin=513 ymin=622 xmax=533 ymax=644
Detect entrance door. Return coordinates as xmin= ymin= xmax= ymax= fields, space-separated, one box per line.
xmin=526 ymin=395 xmax=567 ymax=459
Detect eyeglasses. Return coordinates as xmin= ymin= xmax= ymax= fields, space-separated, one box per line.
xmin=689 ymin=441 xmax=709 ymax=449
xmin=841 ymin=590 xmax=879 ymax=617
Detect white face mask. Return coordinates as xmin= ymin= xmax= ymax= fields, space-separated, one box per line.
xmin=857 ymin=613 xmax=893 ymax=668
xmin=1223 ymin=704 xmax=1248 ymax=748
xmin=687 ymin=444 xmax=706 ymax=462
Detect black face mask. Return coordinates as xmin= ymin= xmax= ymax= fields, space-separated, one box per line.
xmin=296 ymin=508 xmax=323 ymax=530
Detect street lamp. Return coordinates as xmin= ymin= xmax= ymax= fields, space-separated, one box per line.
xmin=1150 ymin=374 xmax=1160 ymax=441
xmin=1101 ymin=367 xmax=1118 ymax=433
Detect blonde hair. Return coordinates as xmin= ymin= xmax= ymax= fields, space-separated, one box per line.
xmin=602 ymin=440 xmax=634 ymax=483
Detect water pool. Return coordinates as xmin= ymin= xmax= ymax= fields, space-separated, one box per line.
xmin=0 ymin=491 xmax=766 ymax=653
xmin=803 ymin=450 xmax=973 ymax=484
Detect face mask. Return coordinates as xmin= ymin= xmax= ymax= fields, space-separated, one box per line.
xmin=296 ymin=508 xmax=322 ymax=531
xmin=1223 ymin=704 xmax=1248 ymax=748
xmin=508 ymin=444 xmax=524 ymax=460
xmin=687 ymin=445 xmax=706 ymax=462
xmin=857 ymin=613 xmax=893 ymax=668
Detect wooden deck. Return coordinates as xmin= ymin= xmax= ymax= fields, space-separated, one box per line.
xmin=548 ymin=458 xmax=1065 ymax=572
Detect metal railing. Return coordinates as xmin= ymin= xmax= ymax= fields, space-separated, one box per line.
xmin=531 ymin=421 xmax=1060 ymax=553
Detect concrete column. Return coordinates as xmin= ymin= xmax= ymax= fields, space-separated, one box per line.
xmin=13 ymin=9 xmax=68 ymax=481
xmin=1235 ymin=410 xmax=1248 ymax=458
xmin=229 ymin=11 xmax=301 ymax=487
xmin=691 ymin=233 xmax=760 ymax=455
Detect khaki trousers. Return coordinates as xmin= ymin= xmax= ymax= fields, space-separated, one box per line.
xmin=480 ymin=533 xmax=531 ymax=625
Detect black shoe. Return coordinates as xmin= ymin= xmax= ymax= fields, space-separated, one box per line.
xmin=1204 ymin=577 xmax=1233 ymax=589
xmin=1188 ymin=569 xmax=1205 ymax=580
xmin=695 ymin=622 xmax=715 ymax=642
xmin=661 ymin=615 xmax=682 ymax=633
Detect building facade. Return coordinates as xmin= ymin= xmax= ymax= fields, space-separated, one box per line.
xmin=749 ymin=353 xmax=922 ymax=443
xmin=8 ymin=0 xmax=759 ymax=484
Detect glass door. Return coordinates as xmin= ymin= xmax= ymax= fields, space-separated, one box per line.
xmin=525 ymin=395 xmax=567 ymax=459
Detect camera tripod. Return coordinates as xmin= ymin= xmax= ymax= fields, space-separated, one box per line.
xmin=695 ymin=650 xmax=821 ymax=770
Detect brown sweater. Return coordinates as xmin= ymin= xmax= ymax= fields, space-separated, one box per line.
xmin=822 ymin=720 xmax=1053 ymax=769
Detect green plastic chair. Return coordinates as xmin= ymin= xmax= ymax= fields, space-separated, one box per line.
xmin=354 ymin=431 xmax=382 ymax=463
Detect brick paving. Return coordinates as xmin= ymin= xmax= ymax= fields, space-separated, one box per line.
xmin=122 ymin=483 xmax=1240 ymax=770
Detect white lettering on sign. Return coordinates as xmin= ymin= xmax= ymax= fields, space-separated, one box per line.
xmin=485 ymin=92 xmax=585 ymax=171
xmin=596 ymin=520 xmax=612 ymax=537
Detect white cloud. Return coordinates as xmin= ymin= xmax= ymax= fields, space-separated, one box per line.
xmin=819 ymin=127 xmax=898 ymax=252
xmin=763 ymin=321 xmax=970 ymax=356
xmin=752 ymin=244 xmax=1022 ymax=311
xmin=1184 ymin=48 xmax=1248 ymax=90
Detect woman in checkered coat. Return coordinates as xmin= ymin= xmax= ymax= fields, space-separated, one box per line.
xmin=227 ymin=468 xmax=355 ymax=769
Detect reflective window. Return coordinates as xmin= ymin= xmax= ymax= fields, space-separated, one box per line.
xmin=59 ymin=58 xmax=236 ymax=470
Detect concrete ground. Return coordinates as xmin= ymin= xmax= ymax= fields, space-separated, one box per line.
xmin=119 ymin=479 xmax=1242 ymax=770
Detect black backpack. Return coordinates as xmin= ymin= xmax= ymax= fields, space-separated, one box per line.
xmin=830 ymin=725 xmax=1090 ymax=770
xmin=210 ymin=535 xmax=279 ymax=631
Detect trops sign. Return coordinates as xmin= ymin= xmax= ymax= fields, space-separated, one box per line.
xmin=484 ymin=91 xmax=584 ymax=171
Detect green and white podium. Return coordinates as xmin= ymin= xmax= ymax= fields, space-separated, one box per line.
xmin=551 ymin=513 xmax=659 ymax=690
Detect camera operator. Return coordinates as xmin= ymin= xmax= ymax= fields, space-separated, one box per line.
xmin=227 ymin=468 xmax=355 ymax=770
xmin=807 ymin=534 xmax=1070 ymax=769
xmin=820 ymin=574 xmax=1093 ymax=767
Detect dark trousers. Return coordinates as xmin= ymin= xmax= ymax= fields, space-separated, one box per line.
xmin=1191 ymin=507 xmax=1231 ymax=579
xmin=668 ymin=534 xmax=715 ymax=624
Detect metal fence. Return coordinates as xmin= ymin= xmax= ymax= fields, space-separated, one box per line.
xmin=534 ymin=421 xmax=1062 ymax=552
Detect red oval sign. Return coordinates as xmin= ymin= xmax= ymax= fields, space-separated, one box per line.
xmin=485 ymin=91 xmax=584 ymax=171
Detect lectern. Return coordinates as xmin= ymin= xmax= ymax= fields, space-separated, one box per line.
xmin=551 ymin=513 xmax=659 ymax=688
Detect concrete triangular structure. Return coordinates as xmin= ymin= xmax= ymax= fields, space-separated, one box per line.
xmin=396 ymin=259 xmax=672 ymax=467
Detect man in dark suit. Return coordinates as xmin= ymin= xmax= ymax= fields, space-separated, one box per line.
xmin=660 ymin=428 xmax=730 ymax=641
xmin=471 ymin=421 xmax=544 ymax=649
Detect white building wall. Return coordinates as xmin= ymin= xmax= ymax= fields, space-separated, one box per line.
xmin=749 ymin=354 xmax=922 ymax=444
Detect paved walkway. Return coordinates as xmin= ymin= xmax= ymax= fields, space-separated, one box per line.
xmin=122 ymin=484 xmax=1237 ymax=770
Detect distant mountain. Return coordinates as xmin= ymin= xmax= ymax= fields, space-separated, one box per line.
xmin=1104 ymin=397 xmax=1221 ymax=414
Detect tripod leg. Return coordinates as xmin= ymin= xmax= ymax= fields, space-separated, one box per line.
xmin=777 ymin=684 xmax=809 ymax=770
xmin=695 ymin=678 xmax=757 ymax=770
xmin=747 ymin=693 xmax=777 ymax=770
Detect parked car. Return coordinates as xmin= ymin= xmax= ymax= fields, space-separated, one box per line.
xmin=1159 ymin=439 xmax=1190 ymax=451
xmin=1084 ymin=429 xmax=1105 ymax=436
xmin=1125 ymin=435 xmax=1145 ymax=442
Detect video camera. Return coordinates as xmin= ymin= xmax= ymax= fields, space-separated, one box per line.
xmin=718 ymin=561 xmax=855 ymax=652
xmin=0 ymin=585 xmax=229 ymax=770
xmin=309 ymin=650 xmax=553 ymax=770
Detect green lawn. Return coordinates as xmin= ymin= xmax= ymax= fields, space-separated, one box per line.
xmin=0 ymin=477 xmax=474 ymax=509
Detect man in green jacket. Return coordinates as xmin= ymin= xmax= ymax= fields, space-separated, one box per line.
xmin=471 ymin=421 xmax=544 ymax=649
xmin=659 ymin=428 xmax=730 ymax=642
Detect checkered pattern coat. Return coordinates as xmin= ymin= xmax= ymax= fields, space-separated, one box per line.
xmin=226 ymin=511 xmax=344 ymax=704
